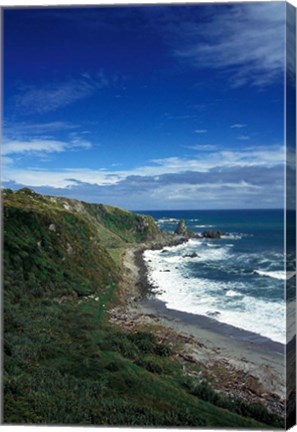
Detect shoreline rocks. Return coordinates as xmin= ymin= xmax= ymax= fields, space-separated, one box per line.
xmin=201 ymin=230 xmax=225 ymax=239
xmin=113 ymin=236 xmax=285 ymax=419
xmin=183 ymin=252 xmax=200 ymax=258
xmin=174 ymin=219 xmax=225 ymax=239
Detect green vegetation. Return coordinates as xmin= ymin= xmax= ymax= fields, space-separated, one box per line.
xmin=3 ymin=189 xmax=282 ymax=427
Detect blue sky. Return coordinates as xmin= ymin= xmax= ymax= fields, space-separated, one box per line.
xmin=3 ymin=2 xmax=287 ymax=209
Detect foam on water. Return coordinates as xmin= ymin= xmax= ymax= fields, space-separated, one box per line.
xmin=221 ymin=234 xmax=243 ymax=240
xmin=144 ymin=241 xmax=286 ymax=344
xmin=226 ymin=289 xmax=241 ymax=297
xmin=255 ymin=270 xmax=294 ymax=281
xmin=194 ymin=224 xmax=214 ymax=228
xmin=157 ymin=217 xmax=179 ymax=223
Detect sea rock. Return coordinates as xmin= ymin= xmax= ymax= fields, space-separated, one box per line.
xmin=174 ymin=220 xmax=225 ymax=240
xmin=183 ymin=252 xmax=199 ymax=258
xmin=161 ymin=249 xmax=169 ymax=253
xmin=175 ymin=219 xmax=188 ymax=236
xmin=202 ymin=230 xmax=225 ymax=239
xmin=207 ymin=311 xmax=221 ymax=317
xmin=174 ymin=219 xmax=197 ymax=238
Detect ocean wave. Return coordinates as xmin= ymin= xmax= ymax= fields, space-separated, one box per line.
xmin=226 ymin=289 xmax=241 ymax=297
xmin=221 ymin=234 xmax=242 ymax=240
xmin=157 ymin=217 xmax=179 ymax=224
xmin=255 ymin=270 xmax=289 ymax=280
xmin=194 ymin=224 xmax=214 ymax=228
xmin=206 ymin=242 xmax=234 ymax=248
xmin=158 ymin=239 xmax=201 ymax=253
xmin=196 ymin=246 xmax=230 ymax=261
xmin=143 ymin=250 xmax=285 ymax=343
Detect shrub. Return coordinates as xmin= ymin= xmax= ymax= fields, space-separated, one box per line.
xmin=135 ymin=359 xmax=163 ymax=374
xmin=128 ymin=332 xmax=172 ymax=357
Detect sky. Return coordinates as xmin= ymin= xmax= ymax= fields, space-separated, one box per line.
xmin=2 ymin=2 xmax=289 ymax=210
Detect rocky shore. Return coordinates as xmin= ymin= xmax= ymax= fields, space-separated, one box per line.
xmin=108 ymin=239 xmax=285 ymax=417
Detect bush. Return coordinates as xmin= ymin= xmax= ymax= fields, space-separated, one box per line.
xmin=128 ymin=331 xmax=157 ymax=353
xmin=154 ymin=343 xmax=172 ymax=357
xmin=128 ymin=332 xmax=172 ymax=357
xmin=100 ymin=332 xmax=139 ymax=359
xmin=135 ymin=359 xmax=163 ymax=374
xmin=91 ymin=399 xmax=206 ymax=426
xmin=184 ymin=377 xmax=284 ymax=428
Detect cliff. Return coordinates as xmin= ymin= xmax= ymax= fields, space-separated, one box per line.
xmin=3 ymin=188 xmax=164 ymax=299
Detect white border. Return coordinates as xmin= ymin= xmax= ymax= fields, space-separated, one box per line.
xmin=0 ymin=1 xmax=296 ymax=432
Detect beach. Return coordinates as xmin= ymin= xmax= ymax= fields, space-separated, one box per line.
xmin=109 ymin=244 xmax=285 ymax=416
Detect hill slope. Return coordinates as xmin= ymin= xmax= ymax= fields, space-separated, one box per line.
xmin=2 ymin=189 xmax=281 ymax=427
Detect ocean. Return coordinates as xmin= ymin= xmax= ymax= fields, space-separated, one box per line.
xmin=140 ymin=209 xmax=289 ymax=344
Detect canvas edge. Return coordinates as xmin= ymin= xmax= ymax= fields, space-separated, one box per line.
xmin=285 ymin=2 xmax=297 ymax=430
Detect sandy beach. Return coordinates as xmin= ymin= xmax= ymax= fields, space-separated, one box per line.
xmin=109 ymin=244 xmax=286 ymax=416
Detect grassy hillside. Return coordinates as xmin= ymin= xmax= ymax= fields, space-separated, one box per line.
xmin=2 ymin=189 xmax=282 ymax=427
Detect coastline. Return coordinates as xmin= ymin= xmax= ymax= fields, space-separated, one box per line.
xmin=109 ymin=241 xmax=285 ymax=416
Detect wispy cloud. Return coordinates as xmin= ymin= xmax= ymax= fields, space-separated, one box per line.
xmin=2 ymin=139 xmax=285 ymax=210
xmin=237 ymin=135 xmax=250 ymax=141
xmin=195 ymin=129 xmax=207 ymax=134
xmin=3 ymin=144 xmax=284 ymax=188
xmin=175 ymin=3 xmax=285 ymax=87
xmin=185 ymin=144 xmax=217 ymax=152
xmin=2 ymin=139 xmax=66 ymax=156
xmin=2 ymin=136 xmax=91 ymax=157
xmin=4 ymin=121 xmax=79 ymax=137
xmin=230 ymin=124 xmax=246 ymax=129
xmin=3 ymin=163 xmax=284 ymax=210
xmin=15 ymin=72 xmax=109 ymax=114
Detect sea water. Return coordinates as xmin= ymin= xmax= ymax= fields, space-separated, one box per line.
xmin=140 ymin=209 xmax=293 ymax=344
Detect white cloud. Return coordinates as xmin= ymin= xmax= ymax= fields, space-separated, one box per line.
xmin=195 ymin=129 xmax=207 ymax=133
xmin=185 ymin=144 xmax=217 ymax=152
xmin=15 ymin=72 xmax=109 ymax=114
xmin=4 ymin=121 xmax=79 ymax=137
xmin=230 ymin=124 xmax=246 ymax=129
xmin=175 ymin=3 xmax=285 ymax=87
xmin=2 ymin=136 xmax=92 ymax=156
xmin=2 ymin=139 xmax=66 ymax=156
xmin=2 ymin=144 xmax=284 ymax=189
xmin=3 ymin=168 xmax=120 ymax=189
xmin=151 ymin=181 xmax=261 ymax=201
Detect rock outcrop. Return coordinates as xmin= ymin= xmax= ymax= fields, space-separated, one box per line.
xmin=174 ymin=219 xmax=197 ymax=238
xmin=183 ymin=252 xmax=200 ymax=258
xmin=174 ymin=219 xmax=188 ymax=236
xmin=201 ymin=231 xmax=225 ymax=239
xmin=174 ymin=220 xmax=225 ymax=240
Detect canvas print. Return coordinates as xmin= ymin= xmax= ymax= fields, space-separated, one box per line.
xmin=1 ymin=1 xmax=296 ymax=428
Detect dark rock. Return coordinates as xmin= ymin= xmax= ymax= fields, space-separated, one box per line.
xmin=175 ymin=219 xmax=189 ymax=236
xmin=161 ymin=249 xmax=169 ymax=253
xmin=174 ymin=219 xmax=197 ymax=238
xmin=183 ymin=252 xmax=199 ymax=258
xmin=207 ymin=311 xmax=221 ymax=317
xmin=202 ymin=230 xmax=225 ymax=239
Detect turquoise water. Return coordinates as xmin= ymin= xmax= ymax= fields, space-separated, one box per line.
xmin=141 ymin=210 xmax=289 ymax=343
